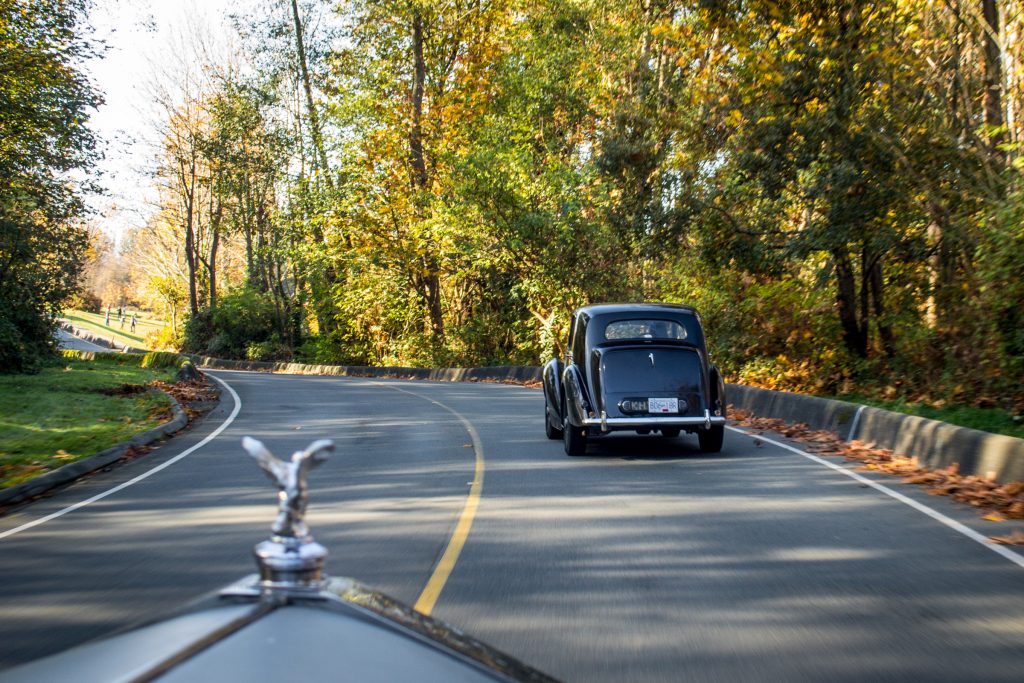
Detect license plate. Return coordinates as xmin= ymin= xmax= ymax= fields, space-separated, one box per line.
xmin=648 ymin=398 xmax=678 ymax=413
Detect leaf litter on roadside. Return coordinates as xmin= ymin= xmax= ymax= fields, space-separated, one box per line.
xmin=729 ymin=408 xmax=1024 ymax=543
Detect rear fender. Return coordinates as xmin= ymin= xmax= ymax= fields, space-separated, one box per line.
xmin=562 ymin=364 xmax=590 ymax=427
xmin=542 ymin=358 xmax=563 ymax=419
xmin=709 ymin=364 xmax=726 ymax=418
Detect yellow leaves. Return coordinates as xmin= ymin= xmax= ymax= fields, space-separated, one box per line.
xmin=725 ymin=109 xmax=744 ymax=128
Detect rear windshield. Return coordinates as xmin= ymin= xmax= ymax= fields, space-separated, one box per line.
xmin=604 ymin=319 xmax=687 ymax=341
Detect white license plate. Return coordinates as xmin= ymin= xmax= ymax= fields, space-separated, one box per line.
xmin=648 ymin=398 xmax=678 ymax=413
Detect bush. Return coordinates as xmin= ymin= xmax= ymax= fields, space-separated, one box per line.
xmin=0 ymin=307 xmax=56 ymax=374
xmin=140 ymin=351 xmax=184 ymax=369
xmin=145 ymin=325 xmax=179 ymax=352
xmin=63 ymin=289 xmax=103 ymax=314
xmin=295 ymin=323 xmax=374 ymax=366
xmin=246 ymin=337 xmax=291 ymax=362
xmin=180 ymin=288 xmax=290 ymax=360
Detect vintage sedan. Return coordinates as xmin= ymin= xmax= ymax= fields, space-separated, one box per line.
xmin=543 ymin=303 xmax=726 ymax=455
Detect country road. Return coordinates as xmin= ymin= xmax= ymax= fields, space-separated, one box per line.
xmin=1 ymin=370 xmax=1022 ymax=681
xmin=54 ymin=328 xmax=110 ymax=353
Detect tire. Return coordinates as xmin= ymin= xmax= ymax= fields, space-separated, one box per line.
xmin=545 ymin=404 xmax=564 ymax=440
xmin=698 ymin=425 xmax=724 ymax=453
xmin=563 ymin=416 xmax=587 ymax=456
xmin=661 ymin=428 xmax=680 ymax=438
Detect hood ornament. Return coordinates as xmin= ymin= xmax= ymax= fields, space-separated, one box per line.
xmin=242 ymin=436 xmax=335 ymax=593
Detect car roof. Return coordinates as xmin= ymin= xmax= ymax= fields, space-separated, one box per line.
xmin=575 ymin=303 xmax=698 ymax=317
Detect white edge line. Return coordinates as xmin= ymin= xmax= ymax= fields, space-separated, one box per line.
xmin=0 ymin=373 xmax=241 ymax=541
xmin=727 ymin=426 xmax=1024 ymax=569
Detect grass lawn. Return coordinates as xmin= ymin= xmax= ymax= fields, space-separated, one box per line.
xmin=0 ymin=354 xmax=180 ymax=489
xmin=830 ymin=394 xmax=1024 ymax=440
xmin=62 ymin=309 xmax=169 ymax=350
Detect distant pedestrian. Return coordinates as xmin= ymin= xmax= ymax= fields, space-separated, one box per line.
xmin=130 ymin=313 xmax=137 ymax=333
xmin=104 ymin=307 xmax=110 ymax=325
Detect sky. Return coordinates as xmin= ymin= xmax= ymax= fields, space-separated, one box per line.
xmin=82 ymin=0 xmax=257 ymax=245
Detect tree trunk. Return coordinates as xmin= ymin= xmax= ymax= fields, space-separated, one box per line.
xmin=834 ymin=249 xmax=867 ymax=357
xmin=208 ymin=198 xmax=221 ymax=310
xmin=182 ymin=156 xmax=199 ymax=317
xmin=409 ymin=9 xmax=444 ymax=340
xmin=868 ymin=256 xmax=895 ymax=358
xmin=409 ymin=11 xmax=428 ymax=192
xmin=290 ymin=0 xmax=332 ymax=190
xmin=981 ymin=0 xmax=1005 ymax=165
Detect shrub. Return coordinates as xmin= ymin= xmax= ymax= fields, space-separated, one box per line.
xmin=0 ymin=307 xmax=56 ymax=374
xmin=179 ymin=288 xmax=287 ymax=360
xmin=145 ymin=326 xmax=179 ymax=352
xmin=140 ymin=351 xmax=184 ymax=369
xmin=246 ymin=337 xmax=291 ymax=362
xmin=63 ymin=289 xmax=103 ymax=313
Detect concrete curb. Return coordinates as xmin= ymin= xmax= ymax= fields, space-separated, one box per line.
xmin=0 ymin=390 xmax=189 ymax=507
xmin=184 ymin=354 xmax=543 ymax=384
xmin=727 ymin=383 xmax=1024 ymax=483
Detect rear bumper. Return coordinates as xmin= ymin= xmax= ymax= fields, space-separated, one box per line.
xmin=582 ymin=410 xmax=727 ymax=432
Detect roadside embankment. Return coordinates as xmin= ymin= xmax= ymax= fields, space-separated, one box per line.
xmin=727 ymin=384 xmax=1024 ymax=483
xmin=0 ymin=387 xmax=188 ymax=507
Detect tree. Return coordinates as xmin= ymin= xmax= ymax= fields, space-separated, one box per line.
xmin=0 ymin=0 xmax=101 ymax=372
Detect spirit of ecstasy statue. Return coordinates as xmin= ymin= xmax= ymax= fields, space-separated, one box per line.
xmin=241 ymin=436 xmax=335 ymax=589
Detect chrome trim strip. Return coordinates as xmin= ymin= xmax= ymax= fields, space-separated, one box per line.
xmin=581 ymin=416 xmax=727 ymax=428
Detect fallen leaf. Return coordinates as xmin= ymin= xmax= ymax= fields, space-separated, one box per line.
xmin=989 ymin=531 xmax=1024 ymax=545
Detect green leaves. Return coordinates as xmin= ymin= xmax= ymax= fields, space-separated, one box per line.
xmin=0 ymin=0 xmax=100 ymax=373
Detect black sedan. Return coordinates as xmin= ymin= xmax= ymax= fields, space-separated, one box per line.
xmin=543 ymin=303 xmax=726 ymax=455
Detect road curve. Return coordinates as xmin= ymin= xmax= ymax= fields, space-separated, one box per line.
xmin=55 ymin=328 xmax=110 ymax=352
xmin=0 ymin=371 xmax=1022 ymax=682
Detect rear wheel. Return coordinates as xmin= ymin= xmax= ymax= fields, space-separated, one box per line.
xmin=563 ymin=417 xmax=587 ymax=456
xmin=698 ymin=425 xmax=724 ymax=453
xmin=545 ymin=404 xmax=563 ymax=440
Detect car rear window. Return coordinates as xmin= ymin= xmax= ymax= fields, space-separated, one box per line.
xmin=604 ymin=319 xmax=688 ymax=341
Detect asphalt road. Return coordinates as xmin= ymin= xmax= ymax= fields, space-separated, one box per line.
xmin=1 ymin=370 xmax=1022 ymax=681
xmin=55 ymin=328 xmax=110 ymax=352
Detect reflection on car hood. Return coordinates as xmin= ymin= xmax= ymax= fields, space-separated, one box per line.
xmin=0 ymin=575 xmax=556 ymax=683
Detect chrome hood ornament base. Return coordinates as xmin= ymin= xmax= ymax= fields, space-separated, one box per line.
xmin=241 ymin=436 xmax=334 ymax=593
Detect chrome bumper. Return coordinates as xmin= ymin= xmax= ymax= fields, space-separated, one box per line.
xmin=584 ymin=409 xmax=726 ymax=432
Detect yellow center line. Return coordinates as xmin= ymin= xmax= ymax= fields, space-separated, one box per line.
xmin=384 ymin=384 xmax=485 ymax=616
